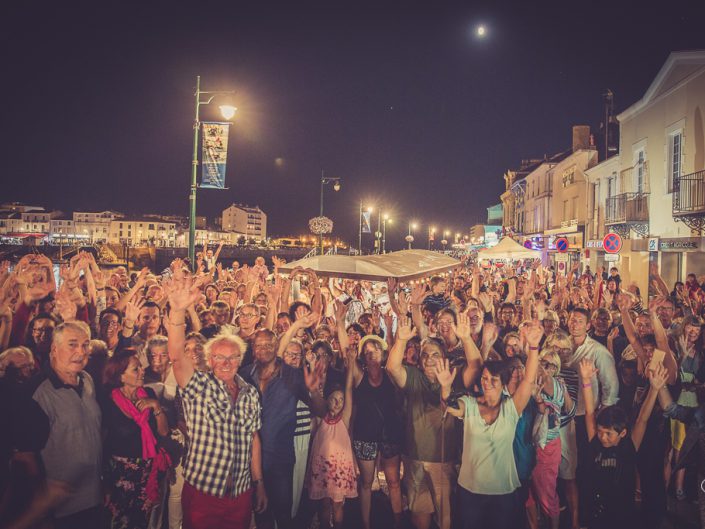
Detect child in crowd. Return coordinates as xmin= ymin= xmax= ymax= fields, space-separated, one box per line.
xmin=527 ymin=349 xmax=575 ymax=529
xmin=422 ymin=275 xmax=451 ymax=315
xmin=578 ymin=358 xmax=667 ymax=529
xmin=307 ymin=346 xmax=358 ymax=529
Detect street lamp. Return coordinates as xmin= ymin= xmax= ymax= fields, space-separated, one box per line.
xmin=188 ymin=76 xmax=236 ymax=270
xmin=359 ymin=204 xmax=373 ymax=255
xmin=429 ymin=226 xmax=436 ymax=250
xmin=408 ymin=221 xmax=418 ymax=250
xmin=320 ymin=170 xmax=342 ymax=255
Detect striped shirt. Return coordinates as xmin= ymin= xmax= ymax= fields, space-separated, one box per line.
xmin=180 ymin=371 xmax=261 ymax=498
xmin=559 ymin=368 xmax=579 ymax=427
xmin=295 ymin=400 xmax=312 ymax=437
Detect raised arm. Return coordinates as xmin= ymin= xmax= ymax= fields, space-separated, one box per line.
xmin=632 ymin=365 xmax=667 ymax=451
xmin=165 ymin=268 xmax=201 ymax=388
xmin=648 ymin=298 xmax=677 ymax=385
xmin=511 ymin=321 xmax=541 ymax=414
xmin=409 ymin=284 xmax=429 ymax=340
xmin=386 ymin=316 xmax=415 ymax=388
xmin=578 ymin=359 xmax=598 ymax=442
xmin=342 ymin=345 xmax=355 ymax=429
xmin=453 ymin=312 xmax=483 ymax=389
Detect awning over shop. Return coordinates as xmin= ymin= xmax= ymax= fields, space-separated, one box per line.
xmin=278 ymin=249 xmax=461 ymax=282
xmin=477 ymin=237 xmax=541 ymax=261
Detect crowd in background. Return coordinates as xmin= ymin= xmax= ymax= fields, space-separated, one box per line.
xmin=1 ymin=249 xmax=705 ymax=529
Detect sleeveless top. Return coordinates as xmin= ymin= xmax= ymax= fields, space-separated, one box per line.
xmin=352 ymin=371 xmax=402 ymax=444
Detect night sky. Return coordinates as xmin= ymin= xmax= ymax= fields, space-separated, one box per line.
xmin=4 ymin=2 xmax=705 ymax=249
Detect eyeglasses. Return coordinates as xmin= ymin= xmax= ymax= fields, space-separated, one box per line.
xmin=212 ymin=354 xmax=242 ymax=364
xmin=420 ymin=352 xmax=442 ymax=362
xmin=540 ymin=361 xmax=558 ymax=371
xmin=240 ymin=312 xmax=259 ymax=319
xmin=254 ymin=343 xmax=275 ymax=350
xmin=101 ymin=320 xmax=120 ymax=327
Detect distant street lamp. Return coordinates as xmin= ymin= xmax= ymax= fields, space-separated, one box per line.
xmin=188 ymin=76 xmax=236 ymax=269
xmin=429 ymin=227 xmax=436 ymax=250
xmin=408 ymin=222 xmax=418 ymax=250
xmin=319 ymin=170 xmax=342 ymax=255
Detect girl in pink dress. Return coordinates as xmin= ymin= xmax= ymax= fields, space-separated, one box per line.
xmin=307 ymin=347 xmax=358 ymax=529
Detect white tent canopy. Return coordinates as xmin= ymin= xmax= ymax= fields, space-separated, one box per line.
xmin=278 ymin=249 xmax=461 ymax=282
xmin=477 ymin=237 xmax=541 ymax=261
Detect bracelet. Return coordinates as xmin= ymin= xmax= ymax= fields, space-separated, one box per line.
xmin=582 ymin=382 xmax=592 ymax=388
xmin=153 ymin=408 xmax=163 ymax=417
xmin=251 ymin=478 xmax=263 ymax=486
xmin=171 ymin=322 xmax=187 ymax=327
xmin=529 ymin=346 xmax=539 ymax=351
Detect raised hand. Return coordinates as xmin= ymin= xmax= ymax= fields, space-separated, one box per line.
xmin=410 ymin=283 xmax=428 ymax=306
xmin=452 ymin=312 xmax=472 ymax=341
xmin=578 ymin=359 xmax=598 ymax=383
xmin=303 ymin=358 xmax=325 ymax=393
xmin=648 ymin=363 xmax=668 ymax=390
xmin=615 ymin=292 xmax=632 ymax=313
xmin=386 ymin=277 xmax=398 ymax=295
xmin=164 ymin=276 xmax=200 ymax=312
xmin=55 ymin=288 xmax=77 ymax=322
xmin=332 ymin=299 xmax=347 ymax=323
xmin=396 ymin=316 xmax=416 ymax=341
xmin=523 ymin=321 xmax=544 ymax=349
xmin=124 ymin=299 xmax=142 ymax=323
xmin=482 ymin=321 xmax=499 ymax=350
xmin=434 ymin=358 xmax=457 ymax=389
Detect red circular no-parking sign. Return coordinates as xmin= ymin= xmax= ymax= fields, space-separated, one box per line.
xmin=555 ymin=237 xmax=569 ymax=253
xmin=603 ymin=233 xmax=622 ymax=254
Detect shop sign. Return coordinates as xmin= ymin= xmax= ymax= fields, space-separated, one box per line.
xmin=659 ymin=240 xmax=699 ymax=251
xmin=648 ymin=238 xmax=659 ymax=252
xmin=604 ymin=254 xmax=620 ymax=262
xmin=586 ymin=240 xmax=603 ymax=249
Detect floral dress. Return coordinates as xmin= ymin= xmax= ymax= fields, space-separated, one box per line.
xmin=307 ymin=414 xmax=359 ymax=502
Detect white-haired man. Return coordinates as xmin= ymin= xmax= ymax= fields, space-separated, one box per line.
xmin=166 ymin=273 xmax=264 ymax=529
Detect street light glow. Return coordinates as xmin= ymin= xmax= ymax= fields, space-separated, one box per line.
xmin=367 ymin=206 xmax=374 ymax=213
xmin=333 ymin=181 xmax=341 ymax=192
xmin=476 ymin=25 xmax=486 ymax=37
xmin=219 ymin=105 xmax=237 ymax=120
xmin=411 ymin=223 xmax=418 ymax=230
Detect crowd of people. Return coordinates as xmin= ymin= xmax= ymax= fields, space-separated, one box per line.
xmin=0 ymin=249 xmax=704 ymax=529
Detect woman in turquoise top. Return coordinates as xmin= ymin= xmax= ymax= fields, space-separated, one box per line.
xmin=438 ymin=321 xmax=541 ymax=529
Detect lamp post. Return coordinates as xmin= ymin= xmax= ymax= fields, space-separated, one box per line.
xmin=408 ymin=221 xmax=417 ymax=250
xmin=188 ymin=76 xmax=236 ymax=270
xmin=320 ymin=171 xmax=341 ymax=255
xmin=358 ymin=204 xmax=373 ymax=255
xmin=429 ymin=227 xmax=436 ymax=250
xmin=382 ymin=214 xmax=392 ymax=253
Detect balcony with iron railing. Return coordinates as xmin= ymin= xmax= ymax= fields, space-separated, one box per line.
xmin=672 ymin=169 xmax=705 ymax=232
xmin=673 ymin=169 xmax=705 ymax=216
xmin=605 ymin=193 xmax=649 ymax=225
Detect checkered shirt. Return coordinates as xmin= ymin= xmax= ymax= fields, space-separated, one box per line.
xmin=180 ymin=371 xmax=261 ymax=497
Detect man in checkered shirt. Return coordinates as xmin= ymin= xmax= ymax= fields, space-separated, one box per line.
xmin=167 ymin=274 xmax=266 ymax=529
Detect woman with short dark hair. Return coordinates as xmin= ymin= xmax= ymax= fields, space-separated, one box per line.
xmin=102 ymin=348 xmax=170 ymax=529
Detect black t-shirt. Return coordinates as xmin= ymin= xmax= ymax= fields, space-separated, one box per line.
xmin=352 ymin=372 xmax=403 ymax=444
xmin=101 ymin=387 xmax=160 ymax=459
xmin=587 ymin=436 xmax=637 ymax=529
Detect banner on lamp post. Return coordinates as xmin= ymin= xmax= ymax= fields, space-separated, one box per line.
xmin=361 ymin=211 xmax=372 ymax=234
xmin=200 ymin=122 xmax=230 ymax=189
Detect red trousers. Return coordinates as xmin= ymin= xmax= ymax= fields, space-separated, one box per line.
xmin=182 ymin=481 xmax=253 ymax=529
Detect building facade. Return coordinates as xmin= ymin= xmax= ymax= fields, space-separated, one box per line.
xmin=221 ymin=204 xmax=267 ymax=241
xmin=108 ymin=219 xmax=177 ymax=247
xmin=587 ymin=51 xmax=705 ymax=294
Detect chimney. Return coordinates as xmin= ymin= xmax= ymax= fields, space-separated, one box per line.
xmin=572 ymin=125 xmax=590 ymax=152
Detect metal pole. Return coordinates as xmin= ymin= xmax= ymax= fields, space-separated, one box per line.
xmin=358 ymin=202 xmax=362 ymax=256
xmin=319 ymin=170 xmax=325 ymax=255
xmin=408 ymin=222 xmax=412 ymax=250
xmin=188 ymin=76 xmax=201 ymax=270
xmin=375 ymin=211 xmax=381 ymax=254
xmin=382 ymin=219 xmax=387 ymax=253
